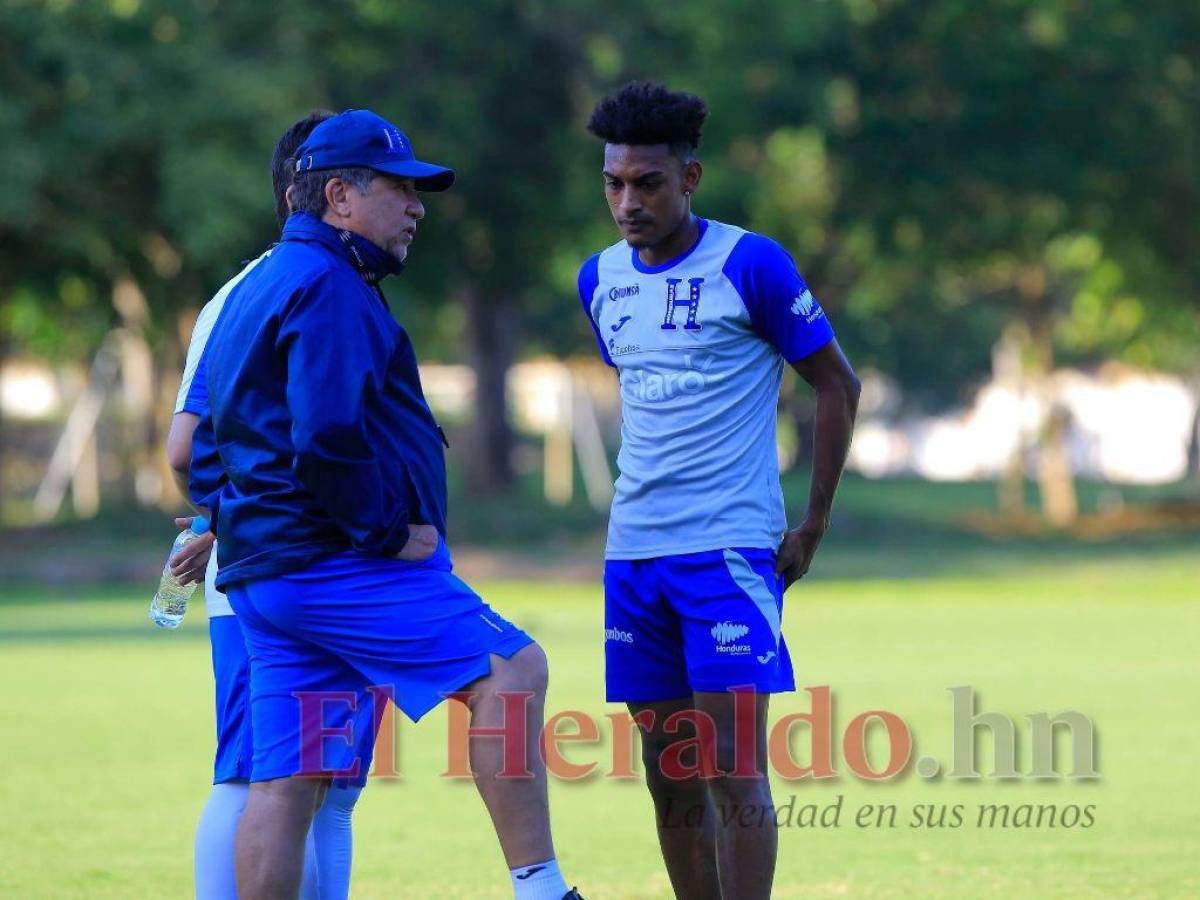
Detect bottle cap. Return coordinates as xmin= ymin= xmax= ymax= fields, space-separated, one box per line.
xmin=191 ymin=516 xmax=211 ymax=535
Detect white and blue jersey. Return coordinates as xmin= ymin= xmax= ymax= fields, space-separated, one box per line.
xmin=578 ymin=217 xmax=834 ymax=560
xmin=580 ymin=218 xmax=834 ymax=701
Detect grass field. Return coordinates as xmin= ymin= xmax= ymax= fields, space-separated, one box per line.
xmin=1 ymin=476 xmax=1198 ymax=897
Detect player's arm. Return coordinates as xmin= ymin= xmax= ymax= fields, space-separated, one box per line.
xmin=166 ymin=411 xmax=200 ymax=499
xmin=777 ymin=340 xmax=861 ymax=586
xmin=724 ymin=233 xmax=860 ymax=585
xmin=167 ymin=303 xmax=222 ymax=583
xmin=164 ymin=409 xmax=216 ymax=584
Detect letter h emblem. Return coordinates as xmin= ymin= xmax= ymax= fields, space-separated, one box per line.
xmin=661 ymin=278 xmax=704 ymax=331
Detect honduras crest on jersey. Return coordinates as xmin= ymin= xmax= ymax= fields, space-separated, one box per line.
xmin=578 ymin=218 xmax=834 ymax=559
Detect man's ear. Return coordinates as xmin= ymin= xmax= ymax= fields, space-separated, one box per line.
xmin=284 ymin=184 xmax=297 ymax=213
xmin=324 ymin=177 xmax=352 ymax=218
xmin=682 ymin=159 xmax=703 ymax=195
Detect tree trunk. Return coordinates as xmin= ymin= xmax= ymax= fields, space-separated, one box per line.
xmin=1029 ymin=311 xmax=1078 ymax=526
xmin=0 ymin=331 xmax=8 ymax=524
xmin=1038 ymin=400 xmax=1078 ymax=525
xmin=461 ymin=282 xmax=515 ymax=494
xmin=153 ymin=310 xmax=188 ymax=509
xmin=112 ymin=276 xmax=162 ymax=507
xmin=1186 ymin=374 xmax=1200 ymax=482
xmin=993 ymin=322 xmax=1028 ymax=516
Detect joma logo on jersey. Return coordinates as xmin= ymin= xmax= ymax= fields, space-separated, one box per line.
xmin=661 ymin=277 xmax=704 ymax=331
xmin=609 ymin=284 xmax=640 ymax=300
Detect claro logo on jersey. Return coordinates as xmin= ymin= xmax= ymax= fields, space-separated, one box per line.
xmin=622 ymin=353 xmax=727 ymax=402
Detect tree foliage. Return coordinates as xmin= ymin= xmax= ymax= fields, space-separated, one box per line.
xmin=2 ymin=0 xmax=1196 ymax=501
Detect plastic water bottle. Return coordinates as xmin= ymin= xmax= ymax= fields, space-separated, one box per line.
xmin=149 ymin=516 xmax=210 ymax=629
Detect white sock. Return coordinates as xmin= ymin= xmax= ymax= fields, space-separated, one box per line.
xmin=193 ymin=780 xmax=322 ymax=900
xmin=311 ymin=784 xmax=362 ymax=899
xmin=195 ymin=781 xmax=248 ymax=900
xmin=510 ymin=858 xmax=569 ymax=900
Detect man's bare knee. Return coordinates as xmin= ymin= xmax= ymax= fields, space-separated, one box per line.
xmin=472 ymin=643 xmax=548 ymax=703
xmin=640 ymin=736 xmax=705 ymax=799
xmin=707 ymin=770 xmax=769 ymax=798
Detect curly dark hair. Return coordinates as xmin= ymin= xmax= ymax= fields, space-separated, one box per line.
xmin=270 ymin=109 xmax=335 ymax=226
xmin=587 ymin=82 xmax=709 ymax=159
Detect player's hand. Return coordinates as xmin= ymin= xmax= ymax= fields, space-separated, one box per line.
xmin=395 ymin=524 xmax=439 ymax=561
xmin=775 ymin=514 xmax=827 ymax=588
xmin=170 ymin=516 xmax=215 ymax=585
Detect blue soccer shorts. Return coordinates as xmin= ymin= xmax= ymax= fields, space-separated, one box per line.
xmin=225 ymin=539 xmax=532 ymax=783
xmin=603 ymin=546 xmax=795 ymax=702
xmin=208 ymin=615 xmax=376 ymax=787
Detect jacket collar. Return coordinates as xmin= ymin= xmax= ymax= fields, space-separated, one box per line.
xmin=281 ymin=211 xmax=404 ymax=284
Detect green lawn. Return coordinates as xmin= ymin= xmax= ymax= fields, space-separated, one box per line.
xmin=1 ymin=544 xmax=1198 ymax=898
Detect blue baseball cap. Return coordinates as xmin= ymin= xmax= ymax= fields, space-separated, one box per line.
xmin=294 ymin=109 xmax=455 ymax=192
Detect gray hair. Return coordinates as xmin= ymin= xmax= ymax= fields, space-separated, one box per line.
xmin=289 ymin=167 xmax=376 ymax=218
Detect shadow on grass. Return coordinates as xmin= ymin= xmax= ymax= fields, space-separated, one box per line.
xmin=2 ymin=473 xmax=1197 ymax=589
xmin=0 ymin=625 xmax=208 ymax=642
xmin=802 ymin=474 xmax=1200 ymax=580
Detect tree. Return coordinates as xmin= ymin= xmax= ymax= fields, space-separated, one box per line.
xmin=818 ymin=0 xmax=1199 ymax=521
xmin=658 ymin=0 xmax=1199 ymax=521
xmin=0 ymin=1 xmax=312 ymax=511
xmin=3 ymin=0 xmax=1195 ymax=518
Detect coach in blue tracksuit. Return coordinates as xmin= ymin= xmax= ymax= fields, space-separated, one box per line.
xmin=191 ymin=110 xmax=580 ymax=900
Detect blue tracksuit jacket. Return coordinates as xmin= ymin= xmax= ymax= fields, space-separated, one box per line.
xmin=188 ymin=212 xmax=448 ymax=590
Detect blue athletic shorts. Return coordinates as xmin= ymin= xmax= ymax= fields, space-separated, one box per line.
xmin=209 ymin=616 xmax=253 ymax=784
xmin=604 ymin=547 xmax=795 ymax=702
xmin=225 ymin=539 xmax=533 ymax=783
xmin=208 ymin=615 xmax=375 ymax=786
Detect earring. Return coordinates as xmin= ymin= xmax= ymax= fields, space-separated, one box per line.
xmin=684 ymin=190 xmax=691 ymax=196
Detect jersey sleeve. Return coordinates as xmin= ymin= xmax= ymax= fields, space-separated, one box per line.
xmin=723 ymin=233 xmax=834 ymax=363
xmin=181 ymin=353 xmax=210 ymax=417
xmin=177 ymin=251 xmax=272 ymax=415
xmin=175 ymin=297 xmax=223 ymax=415
xmin=577 ymin=254 xmax=614 ymax=367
